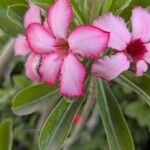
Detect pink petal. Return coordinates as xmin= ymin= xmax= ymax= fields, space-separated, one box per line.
xmin=43 ymin=17 xmax=54 ymax=37
xmin=25 ymin=53 xmax=41 ymax=82
xmin=92 ymin=53 xmax=130 ymax=81
xmin=144 ymin=43 xmax=150 ymax=63
xmin=26 ymin=23 xmax=55 ymax=53
xmin=14 ymin=34 xmax=31 ymax=56
xmin=24 ymin=4 xmax=41 ymax=28
xmin=134 ymin=60 xmax=148 ymax=76
xmin=39 ymin=53 xmax=63 ymax=84
xmin=68 ymin=25 xmax=109 ymax=58
xmin=93 ymin=13 xmax=131 ymax=51
xmin=47 ymin=0 xmax=72 ymax=39
xmin=59 ymin=53 xmax=86 ymax=97
xmin=132 ymin=7 xmax=150 ymax=42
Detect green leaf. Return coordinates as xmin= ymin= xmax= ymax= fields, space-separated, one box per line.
xmin=102 ymin=0 xmax=133 ymax=21
xmin=13 ymin=75 xmax=31 ymax=89
xmin=0 ymin=0 xmax=27 ymax=7
xmin=0 ymin=6 xmax=23 ymax=36
xmin=0 ymin=34 xmax=10 ymax=49
xmin=125 ymin=101 xmax=150 ymax=131
xmin=121 ymin=0 xmax=150 ymax=21
xmin=0 ymin=0 xmax=28 ymax=35
xmin=12 ymin=83 xmax=60 ymax=115
xmin=133 ymin=0 xmax=150 ymax=7
xmin=31 ymin=0 xmax=54 ymax=5
xmin=96 ymin=79 xmax=134 ymax=150
xmin=84 ymin=0 xmax=102 ymax=23
xmin=30 ymin=0 xmax=54 ymax=8
xmin=113 ymin=0 xmax=150 ymax=21
xmin=114 ymin=0 xmax=132 ymax=15
xmin=0 ymin=120 xmax=13 ymax=150
xmin=102 ymin=0 xmax=113 ymax=12
xmin=116 ymin=74 xmax=150 ymax=106
xmin=39 ymin=96 xmax=87 ymax=150
xmin=0 ymin=89 xmax=12 ymax=104
xmin=110 ymin=0 xmax=132 ymax=14
xmin=1 ymin=0 xmax=27 ymax=22
xmin=70 ymin=0 xmax=85 ymax=24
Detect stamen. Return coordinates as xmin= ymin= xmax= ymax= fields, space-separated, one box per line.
xmin=32 ymin=55 xmax=42 ymax=78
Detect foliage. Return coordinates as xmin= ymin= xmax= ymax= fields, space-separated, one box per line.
xmin=0 ymin=0 xmax=150 ymax=150
xmin=0 ymin=119 xmax=12 ymax=150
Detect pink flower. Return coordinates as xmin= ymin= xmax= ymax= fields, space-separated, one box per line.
xmin=14 ymin=0 xmax=109 ymax=96
xmin=92 ymin=7 xmax=150 ymax=81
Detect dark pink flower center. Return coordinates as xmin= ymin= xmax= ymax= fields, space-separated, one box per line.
xmin=125 ymin=39 xmax=147 ymax=61
xmin=55 ymin=39 xmax=69 ymax=58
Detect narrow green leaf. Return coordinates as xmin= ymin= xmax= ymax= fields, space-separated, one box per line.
xmin=114 ymin=0 xmax=132 ymax=15
xmin=116 ymin=74 xmax=150 ymax=106
xmin=96 ymin=79 xmax=134 ymax=150
xmin=0 ymin=120 xmax=13 ymax=150
xmin=8 ymin=5 xmax=27 ymax=22
xmin=76 ymin=0 xmax=85 ymax=10
xmin=30 ymin=0 xmax=54 ymax=9
xmin=0 ymin=34 xmax=10 ymax=49
xmin=12 ymin=83 xmax=60 ymax=115
xmin=102 ymin=0 xmax=113 ymax=12
xmin=31 ymin=0 xmax=54 ymax=5
xmin=119 ymin=0 xmax=150 ymax=21
xmin=110 ymin=0 xmax=132 ymax=14
xmin=0 ymin=6 xmax=23 ymax=36
xmin=84 ymin=0 xmax=102 ymax=23
xmin=70 ymin=0 xmax=85 ymax=24
xmin=0 ymin=0 xmax=27 ymax=35
xmin=0 ymin=0 xmax=27 ymax=7
xmin=103 ymin=0 xmax=133 ymax=21
xmin=39 ymin=95 xmax=87 ymax=150
xmin=133 ymin=0 xmax=150 ymax=7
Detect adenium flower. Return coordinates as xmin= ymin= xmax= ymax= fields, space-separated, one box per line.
xmin=14 ymin=0 xmax=109 ymax=96
xmin=92 ymin=7 xmax=150 ymax=81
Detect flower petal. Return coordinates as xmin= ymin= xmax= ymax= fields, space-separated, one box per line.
xmin=47 ymin=0 xmax=72 ymax=39
xmin=25 ymin=53 xmax=41 ymax=82
xmin=26 ymin=23 xmax=55 ymax=53
xmin=144 ymin=43 xmax=150 ymax=63
xmin=39 ymin=53 xmax=63 ymax=84
xmin=132 ymin=7 xmax=150 ymax=42
xmin=93 ymin=13 xmax=131 ymax=51
xmin=43 ymin=17 xmax=54 ymax=36
xmin=24 ymin=4 xmax=41 ymax=28
xmin=14 ymin=34 xmax=31 ymax=56
xmin=59 ymin=53 xmax=86 ymax=97
xmin=134 ymin=60 xmax=148 ymax=76
xmin=68 ymin=25 xmax=109 ymax=58
xmin=92 ymin=53 xmax=130 ymax=81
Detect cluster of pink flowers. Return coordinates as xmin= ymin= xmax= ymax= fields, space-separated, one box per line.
xmin=14 ymin=0 xmax=150 ymax=97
